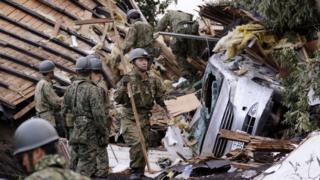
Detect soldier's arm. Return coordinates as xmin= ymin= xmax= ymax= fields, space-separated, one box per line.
xmin=61 ymin=87 xmax=71 ymax=117
xmin=100 ymin=86 xmax=112 ymax=131
xmin=114 ymin=78 xmax=130 ymax=105
xmin=154 ymin=77 xmax=166 ymax=108
xmin=43 ymin=83 xmax=62 ymax=110
xmin=89 ymin=86 xmax=107 ymax=135
xmin=156 ymin=13 xmax=169 ymax=32
xmin=123 ymin=26 xmax=137 ymax=54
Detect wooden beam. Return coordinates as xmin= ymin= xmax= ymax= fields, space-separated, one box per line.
xmin=0 ymin=28 xmax=76 ymax=63
xmin=75 ymin=18 xmax=113 ymax=25
xmin=0 ymin=13 xmax=87 ymax=57
xmin=0 ymin=40 xmax=75 ymax=74
xmin=69 ymin=0 xmax=101 ymax=18
xmin=231 ymin=162 xmax=263 ymax=169
xmin=38 ymin=0 xmax=78 ymax=20
xmin=13 ymin=101 xmax=35 ymax=120
xmin=2 ymin=0 xmax=111 ymax=53
xmin=0 ymin=64 xmax=39 ymax=83
xmin=0 ymin=96 xmax=15 ymax=109
xmin=0 ymin=52 xmax=70 ymax=86
xmin=219 ymin=129 xmax=297 ymax=152
xmin=52 ymin=19 xmax=63 ymax=37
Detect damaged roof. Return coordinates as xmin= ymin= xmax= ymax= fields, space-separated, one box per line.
xmin=0 ymin=0 xmax=125 ymax=119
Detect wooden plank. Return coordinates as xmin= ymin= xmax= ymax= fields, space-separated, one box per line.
xmin=219 ymin=129 xmax=297 ymax=152
xmin=13 ymin=101 xmax=35 ymax=119
xmin=75 ymin=18 xmax=113 ymax=25
xmin=231 ymin=162 xmax=263 ymax=170
xmin=164 ymin=93 xmax=201 ymax=117
xmin=52 ymin=18 xmax=63 ymax=37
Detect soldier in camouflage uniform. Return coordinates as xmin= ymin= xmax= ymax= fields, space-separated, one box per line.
xmin=114 ymin=48 xmax=167 ymax=180
xmin=63 ymin=57 xmax=108 ymax=177
xmin=124 ymin=9 xmax=155 ymax=59
xmin=88 ymin=55 xmax=111 ymax=177
xmin=13 ymin=117 xmax=89 ymax=180
xmin=35 ymin=60 xmax=62 ymax=127
xmin=156 ymin=10 xmax=200 ymax=80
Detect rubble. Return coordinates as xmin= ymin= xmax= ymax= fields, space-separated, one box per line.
xmin=0 ymin=0 xmax=320 ymax=179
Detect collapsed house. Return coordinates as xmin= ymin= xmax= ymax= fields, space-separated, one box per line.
xmin=1 ymin=0 xmax=320 ymax=179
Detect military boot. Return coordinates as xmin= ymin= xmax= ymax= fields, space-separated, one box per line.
xmin=130 ymin=168 xmax=142 ymax=180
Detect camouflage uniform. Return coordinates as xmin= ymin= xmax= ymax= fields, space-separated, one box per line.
xmin=123 ymin=20 xmax=155 ymax=59
xmin=94 ymin=79 xmax=111 ymax=177
xmin=35 ymin=77 xmax=62 ymax=126
xmin=114 ymin=70 xmax=166 ymax=171
xmin=156 ymin=10 xmax=200 ymax=78
xmin=25 ymin=154 xmax=89 ymax=180
xmin=63 ymin=76 xmax=108 ymax=177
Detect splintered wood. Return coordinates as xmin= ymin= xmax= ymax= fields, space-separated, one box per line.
xmin=165 ymin=93 xmax=201 ymax=117
xmin=219 ymin=129 xmax=297 ymax=152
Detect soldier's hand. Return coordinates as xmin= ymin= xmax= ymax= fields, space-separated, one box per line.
xmin=122 ymin=75 xmax=130 ymax=86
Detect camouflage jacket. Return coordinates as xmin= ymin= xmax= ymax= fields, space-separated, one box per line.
xmin=63 ymin=76 xmax=107 ymax=137
xmin=123 ymin=20 xmax=154 ymax=54
xmin=114 ymin=70 xmax=166 ymax=115
xmin=35 ymin=77 xmax=62 ymax=113
xmin=25 ymin=155 xmax=89 ymax=180
xmin=95 ymin=79 xmax=112 ymax=132
xmin=156 ymin=10 xmax=194 ymax=32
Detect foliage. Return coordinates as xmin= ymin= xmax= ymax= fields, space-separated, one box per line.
xmin=276 ymin=49 xmax=320 ymax=135
xmin=136 ymin=0 xmax=173 ymax=26
xmin=230 ymin=0 xmax=320 ymax=34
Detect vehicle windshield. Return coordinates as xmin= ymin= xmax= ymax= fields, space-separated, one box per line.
xmin=202 ymin=69 xmax=223 ymax=115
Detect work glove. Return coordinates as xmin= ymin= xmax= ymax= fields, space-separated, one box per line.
xmin=122 ymin=75 xmax=130 ymax=86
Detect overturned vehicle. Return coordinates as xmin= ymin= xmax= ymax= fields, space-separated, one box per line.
xmin=190 ymin=52 xmax=285 ymax=157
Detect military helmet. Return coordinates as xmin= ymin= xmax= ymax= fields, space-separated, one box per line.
xmin=39 ymin=60 xmax=55 ymax=73
xmin=14 ymin=117 xmax=59 ymax=155
xmin=75 ymin=57 xmax=91 ymax=72
xmin=127 ymin=9 xmax=140 ymax=20
xmin=89 ymin=57 xmax=102 ymax=71
xmin=129 ymin=48 xmax=150 ymax=62
xmin=86 ymin=54 xmax=99 ymax=59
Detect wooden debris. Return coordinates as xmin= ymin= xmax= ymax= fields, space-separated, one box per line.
xmin=75 ymin=18 xmax=113 ymax=25
xmin=231 ymin=162 xmax=264 ymax=169
xmin=219 ymin=129 xmax=297 ymax=152
xmin=165 ymin=93 xmax=201 ymax=117
xmin=13 ymin=101 xmax=35 ymax=120
xmin=52 ymin=19 xmax=63 ymax=37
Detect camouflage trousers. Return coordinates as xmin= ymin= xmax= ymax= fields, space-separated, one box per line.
xmin=70 ymin=117 xmax=108 ymax=177
xmin=171 ymin=23 xmax=200 ymax=78
xmin=70 ymin=144 xmax=108 ymax=177
xmin=121 ymin=113 xmax=150 ymax=171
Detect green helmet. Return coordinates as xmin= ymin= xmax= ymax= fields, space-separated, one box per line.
xmin=129 ymin=48 xmax=150 ymax=62
xmin=14 ymin=117 xmax=59 ymax=155
xmin=87 ymin=56 xmax=102 ymax=71
xmin=39 ymin=60 xmax=55 ymax=73
xmin=75 ymin=57 xmax=91 ymax=72
xmin=127 ymin=9 xmax=140 ymax=20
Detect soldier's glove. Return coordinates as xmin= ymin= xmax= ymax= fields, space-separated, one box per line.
xmin=97 ymin=133 xmax=108 ymax=147
xmin=122 ymin=75 xmax=130 ymax=86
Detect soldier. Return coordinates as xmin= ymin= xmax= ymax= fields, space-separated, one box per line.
xmin=114 ymin=48 xmax=167 ymax=179
xmin=34 ymin=60 xmax=62 ymax=127
xmin=156 ymin=10 xmax=200 ymax=82
xmin=13 ymin=117 xmax=89 ymax=180
xmin=88 ymin=55 xmax=111 ymax=177
xmin=63 ymin=57 xmax=108 ymax=177
xmin=123 ymin=9 xmax=155 ymax=59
